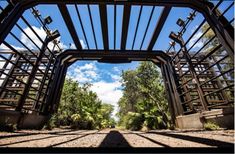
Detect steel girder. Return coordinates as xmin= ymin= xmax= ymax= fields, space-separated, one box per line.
xmin=45 ymin=50 xmax=185 ymax=118
xmin=0 ymin=0 xmax=233 ymax=125
xmin=0 ymin=0 xmax=234 ymax=55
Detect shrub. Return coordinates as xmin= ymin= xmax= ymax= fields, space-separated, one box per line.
xmin=0 ymin=123 xmax=17 ymax=132
xmin=71 ymin=114 xmax=81 ymax=129
xmin=126 ymin=112 xmax=144 ymax=131
xmin=204 ymin=121 xmax=220 ymax=130
xmin=0 ymin=118 xmax=17 ymax=132
xmin=44 ymin=115 xmax=57 ymax=130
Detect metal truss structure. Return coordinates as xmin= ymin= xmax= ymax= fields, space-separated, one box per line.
xmin=0 ymin=0 xmax=234 ymax=128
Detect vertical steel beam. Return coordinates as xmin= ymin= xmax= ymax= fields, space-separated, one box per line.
xmin=113 ymin=4 xmax=116 ymax=49
xmin=203 ymin=2 xmax=234 ymax=60
xmin=121 ymin=4 xmax=131 ymax=50
xmin=209 ymin=56 xmax=230 ymax=103
xmin=161 ymin=61 xmax=184 ymax=116
xmin=159 ymin=63 xmax=176 ymax=125
xmin=166 ymin=62 xmax=184 ymax=116
xmin=15 ymin=38 xmax=51 ymax=111
xmin=41 ymin=60 xmax=60 ymax=114
xmin=147 ymin=6 xmax=171 ymax=51
xmin=0 ymin=54 xmax=13 ymax=77
xmin=51 ymin=65 xmax=67 ymax=114
xmin=131 ymin=6 xmax=142 ymax=50
xmin=75 ymin=5 xmax=90 ymax=49
xmin=180 ymin=44 xmax=208 ymax=111
xmin=39 ymin=58 xmax=57 ymax=113
xmin=175 ymin=55 xmax=195 ymax=112
xmin=0 ymin=1 xmax=14 ymax=23
xmin=87 ymin=5 xmax=98 ymax=49
xmin=43 ymin=59 xmax=67 ymax=114
xmin=57 ymin=4 xmax=82 ymax=50
xmin=140 ymin=6 xmax=155 ymax=50
xmin=33 ymin=51 xmax=55 ymax=111
xmin=20 ymin=16 xmax=55 ymax=58
xmin=0 ymin=54 xmax=20 ymax=98
xmin=99 ymin=4 xmax=109 ymax=50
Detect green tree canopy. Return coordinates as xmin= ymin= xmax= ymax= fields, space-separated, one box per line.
xmin=46 ymin=78 xmax=115 ymax=130
xmin=117 ymin=62 xmax=170 ymax=130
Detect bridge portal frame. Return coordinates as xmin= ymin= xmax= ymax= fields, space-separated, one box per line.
xmin=0 ymin=0 xmax=233 ymax=129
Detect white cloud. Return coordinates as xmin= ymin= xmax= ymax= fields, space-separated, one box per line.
xmin=20 ymin=26 xmax=70 ymax=51
xmin=0 ymin=27 xmax=65 ymax=51
xmin=70 ymin=43 xmax=76 ymax=49
xmin=188 ymin=32 xmax=203 ymax=49
xmin=0 ymin=44 xmax=25 ymax=50
xmin=67 ymin=63 xmax=124 ymax=120
xmin=110 ymin=74 xmax=121 ymax=81
xmin=20 ymin=26 xmax=46 ymax=50
xmin=112 ymin=66 xmax=120 ymax=73
xmin=84 ymin=70 xmax=98 ymax=78
xmin=55 ymin=37 xmax=68 ymax=49
xmin=90 ymin=80 xmax=123 ymax=120
xmin=2 ymin=26 xmax=86 ymax=52
xmin=80 ymin=63 xmax=97 ymax=71
xmin=90 ymin=80 xmax=122 ymax=105
xmin=80 ymin=40 xmax=86 ymax=49
xmin=67 ymin=62 xmax=99 ymax=83
xmin=188 ymin=25 xmax=204 ymax=50
xmin=0 ymin=61 xmax=4 ymax=68
xmin=68 ymin=72 xmax=92 ymax=83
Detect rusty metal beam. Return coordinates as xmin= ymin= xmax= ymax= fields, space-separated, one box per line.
xmin=58 ymin=50 xmax=170 ymax=63
xmin=140 ymin=6 xmax=155 ymax=50
xmin=0 ymin=0 xmax=234 ymax=55
xmin=131 ymin=6 xmax=142 ymax=50
xmin=87 ymin=5 xmax=98 ymax=49
xmin=57 ymin=4 xmax=82 ymax=50
xmin=75 ymin=5 xmax=89 ymax=49
xmin=99 ymin=4 xmax=109 ymax=50
xmin=121 ymin=4 xmax=131 ymax=50
xmin=147 ymin=6 xmax=171 ymax=51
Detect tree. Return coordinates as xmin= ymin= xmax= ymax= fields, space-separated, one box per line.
xmin=98 ymin=103 xmax=116 ymax=128
xmin=56 ymin=78 xmax=79 ymax=126
xmin=117 ymin=62 xmax=170 ymax=130
xmin=121 ymin=70 xmax=140 ymax=112
xmin=45 ymin=78 xmax=116 ymax=130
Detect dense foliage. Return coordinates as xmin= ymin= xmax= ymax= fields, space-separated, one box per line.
xmin=46 ymin=78 xmax=116 ymax=130
xmin=117 ymin=62 xmax=170 ymax=130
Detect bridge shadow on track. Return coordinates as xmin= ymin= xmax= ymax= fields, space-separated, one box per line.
xmin=147 ymin=131 xmax=234 ymax=147
xmin=0 ymin=129 xmax=234 ymax=148
xmin=99 ymin=130 xmax=131 ymax=147
xmin=0 ymin=130 xmax=93 ymax=147
xmin=0 ymin=129 xmax=79 ymax=139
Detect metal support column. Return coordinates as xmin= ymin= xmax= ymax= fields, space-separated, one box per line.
xmin=43 ymin=58 xmax=68 ymax=115
xmin=180 ymin=40 xmax=209 ymax=111
xmin=175 ymin=55 xmax=195 ymax=113
xmin=16 ymin=37 xmax=53 ymax=112
xmin=160 ymin=63 xmax=176 ymax=124
xmin=162 ymin=61 xmax=184 ymax=117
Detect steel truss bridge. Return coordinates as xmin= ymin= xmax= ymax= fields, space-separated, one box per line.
xmin=0 ymin=0 xmax=234 ymax=129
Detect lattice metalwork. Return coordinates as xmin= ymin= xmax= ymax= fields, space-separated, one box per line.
xmin=0 ymin=0 xmax=233 ymax=126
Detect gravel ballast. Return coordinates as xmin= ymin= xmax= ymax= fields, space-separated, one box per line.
xmin=0 ymin=128 xmax=234 ymax=147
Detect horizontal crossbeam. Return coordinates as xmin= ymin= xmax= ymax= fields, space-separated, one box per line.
xmin=58 ymin=50 xmax=170 ymax=64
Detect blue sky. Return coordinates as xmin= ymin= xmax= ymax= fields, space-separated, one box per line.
xmin=0 ymin=1 xmax=234 ymax=119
